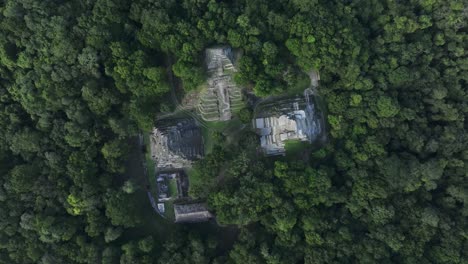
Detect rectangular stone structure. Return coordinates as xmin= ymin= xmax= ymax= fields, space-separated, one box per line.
xmin=253 ymin=95 xmax=322 ymax=156
xmin=174 ymin=203 xmax=213 ymax=223
xmin=150 ymin=118 xmax=204 ymax=170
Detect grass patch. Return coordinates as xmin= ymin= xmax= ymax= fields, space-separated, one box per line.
xmin=186 ymin=167 xmax=202 ymax=191
xmin=163 ymin=200 xmax=175 ymax=221
xmin=205 ymin=120 xmax=231 ymax=131
xmin=168 ymin=178 xmax=178 ymax=198
xmin=201 ymin=126 xmax=214 ymax=154
xmin=202 ymin=119 xmax=243 ymax=154
xmin=207 ymin=119 xmax=243 ymax=133
xmin=186 ymin=167 xmax=213 ymax=199
xmin=195 ymin=82 xmax=209 ymax=93
xmin=285 ymin=140 xmax=311 ymax=155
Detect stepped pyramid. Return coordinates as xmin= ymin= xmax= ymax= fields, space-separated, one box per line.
xmin=198 ymin=46 xmax=243 ymax=121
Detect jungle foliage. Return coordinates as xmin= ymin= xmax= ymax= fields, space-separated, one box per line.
xmin=0 ymin=0 xmax=466 ymax=263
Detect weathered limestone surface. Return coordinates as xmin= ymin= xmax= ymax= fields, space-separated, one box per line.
xmin=174 ymin=203 xmax=213 ymax=223
xmin=198 ymin=46 xmax=242 ymax=121
xmin=150 ymin=119 xmax=204 ymax=170
xmin=253 ymin=95 xmax=322 ymax=156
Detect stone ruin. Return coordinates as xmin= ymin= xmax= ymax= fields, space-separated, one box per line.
xmin=252 ymin=69 xmax=324 ymax=156
xmin=253 ymin=94 xmax=323 ymax=156
xmin=198 ymin=46 xmax=243 ymax=121
xmin=150 ymin=118 xmax=204 ymax=170
xmin=156 ymin=170 xmax=189 ymax=202
xmin=174 ymin=203 xmax=213 ymax=223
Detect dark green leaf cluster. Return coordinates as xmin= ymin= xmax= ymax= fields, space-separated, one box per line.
xmin=0 ymin=0 xmax=466 ymax=263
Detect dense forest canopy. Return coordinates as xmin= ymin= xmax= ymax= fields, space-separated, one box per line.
xmin=0 ymin=0 xmax=466 ymax=263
